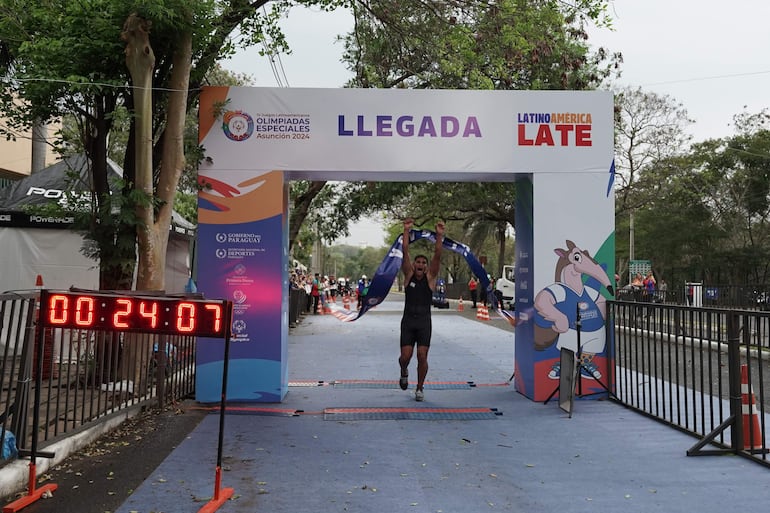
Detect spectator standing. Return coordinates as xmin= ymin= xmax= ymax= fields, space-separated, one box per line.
xmin=631 ymin=273 xmax=644 ymax=301
xmin=468 ymin=277 xmax=478 ymax=308
xmin=311 ymin=273 xmax=321 ymax=314
xmin=322 ymin=276 xmax=331 ymax=301
xmin=643 ymin=271 xmax=656 ymax=301
xmin=479 ymin=274 xmax=490 ymax=307
xmin=357 ymin=275 xmax=368 ymax=309
xmin=305 ymin=275 xmax=313 ymax=312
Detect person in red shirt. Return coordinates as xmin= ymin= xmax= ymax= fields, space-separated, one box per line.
xmin=311 ymin=273 xmax=321 ymax=314
xmin=468 ymin=276 xmax=478 ymax=308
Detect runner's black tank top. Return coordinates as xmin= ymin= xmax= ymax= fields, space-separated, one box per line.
xmin=404 ymin=275 xmax=432 ymax=316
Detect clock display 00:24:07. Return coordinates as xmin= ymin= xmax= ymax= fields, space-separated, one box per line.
xmin=41 ymin=291 xmax=230 ymax=338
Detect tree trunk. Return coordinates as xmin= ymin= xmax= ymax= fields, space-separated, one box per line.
xmin=122 ymin=13 xmax=157 ymax=290
xmin=148 ymin=28 xmax=193 ymax=291
xmin=290 ymin=181 xmax=327 ymax=251
xmin=121 ymin=13 xmax=159 ymax=390
xmin=30 ymin=119 xmax=47 ymax=173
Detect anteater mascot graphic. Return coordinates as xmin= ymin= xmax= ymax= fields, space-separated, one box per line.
xmin=533 ymin=240 xmax=614 ymax=380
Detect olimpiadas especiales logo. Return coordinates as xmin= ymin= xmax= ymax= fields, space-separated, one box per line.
xmin=222 ymin=110 xmax=254 ymax=141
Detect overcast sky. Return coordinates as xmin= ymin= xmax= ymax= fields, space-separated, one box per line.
xmin=223 ymin=1 xmax=770 ymax=245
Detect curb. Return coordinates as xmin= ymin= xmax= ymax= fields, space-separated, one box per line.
xmin=0 ymin=404 xmax=144 ymax=502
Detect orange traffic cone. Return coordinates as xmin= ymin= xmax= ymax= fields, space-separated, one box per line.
xmin=343 ymin=295 xmax=351 ymax=310
xmin=741 ymin=364 xmax=764 ymax=450
xmin=316 ymin=298 xmax=324 ymax=315
xmin=476 ymin=304 xmax=490 ymax=321
xmin=457 ymin=297 xmax=464 ymax=312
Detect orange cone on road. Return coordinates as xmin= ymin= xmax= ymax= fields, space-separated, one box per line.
xmin=476 ymin=304 xmax=490 ymax=321
xmin=457 ymin=297 xmax=464 ymax=312
xmin=741 ymin=364 xmax=764 ymax=450
xmin=343 ymin=295 xmax=351 ymax=310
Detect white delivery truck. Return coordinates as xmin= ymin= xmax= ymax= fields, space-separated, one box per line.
xmin=494 ymin=265 xmax=516 ymax=310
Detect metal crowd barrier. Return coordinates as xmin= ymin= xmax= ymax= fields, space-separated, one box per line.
xmin=5 ymin=288 xmax=768 ymax=472
xmin=609 ymin=300 xmax=769 ymax=467
xmin=0 ymin=292 xmax=196 ymax=467
xmin=290 ymin=288 xmax=321 ymax=326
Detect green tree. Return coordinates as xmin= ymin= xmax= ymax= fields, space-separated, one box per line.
xmin=626 ymin=110 xmax=770 ymax=288
xmin=0 ymin=0 xmax=341 ymax=290
xmin=343 ymin=0 xmax=617 ymax=90
xmin=612 ymin=86 xmax=693 ymax=282
xmin=0 ymin=1 xmax=143 ymax=288
xmin=613 ymin=86 xmax=693 ymax=215
xmin=624 ymin=154 xmax=713 ymax=287
xmin=287 ymin=0 xmax=621 ymax=263
xmin=687 ymin=112 xmax=770 ymax=284
xmin=324 ymin=0 xmax=620 ymax=276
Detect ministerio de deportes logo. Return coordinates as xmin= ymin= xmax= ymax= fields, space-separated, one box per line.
xmin=222 ymin=110 xmax=254 ymax=141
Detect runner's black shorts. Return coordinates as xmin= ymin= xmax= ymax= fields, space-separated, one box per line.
xmin=400 ymin=315 xmax=432 ymax=347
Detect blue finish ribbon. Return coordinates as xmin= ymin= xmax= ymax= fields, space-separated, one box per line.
xmin=338 ymin=229 xmax=495 ymax=321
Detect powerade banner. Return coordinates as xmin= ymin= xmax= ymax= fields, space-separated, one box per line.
xmin=340 ymin=229 xmax=493 ymax=321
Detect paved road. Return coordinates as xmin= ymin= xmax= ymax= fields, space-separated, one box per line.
xmin=6 ymin=295 xmax=770 ymax=512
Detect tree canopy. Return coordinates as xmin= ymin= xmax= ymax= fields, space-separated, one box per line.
xmin=8 ymin=1 xmax=770 ymax=293
xmin=614 ymin=97 xmax=770 ymax=288
xmin=0 ymin=0 xmax=340 ymax=289
xmin=291 ymin=0 xmax=621 ymax=277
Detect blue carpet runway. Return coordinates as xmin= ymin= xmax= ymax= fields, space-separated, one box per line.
xmin=116 ymin=297 xmax=770 ymax=513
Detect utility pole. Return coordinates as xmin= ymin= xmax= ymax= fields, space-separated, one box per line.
xmin=30 ymin=120 xmax=47 ymax=173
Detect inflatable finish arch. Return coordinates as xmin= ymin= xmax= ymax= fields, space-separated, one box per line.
xmin=196 ymin=87 xmax=615 ymax=403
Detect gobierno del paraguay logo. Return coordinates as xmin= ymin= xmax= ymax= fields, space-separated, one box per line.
xmin=222 ymin=110 xmax=254 ymax=141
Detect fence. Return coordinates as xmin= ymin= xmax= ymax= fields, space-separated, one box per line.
xmin=610 ymin=299 xmax=769 ymax=467
xmin=606 ymin=283 xmax=770 ymax=310
xmin=4 ymin=287 xmax=769 ymax=470
xmin=446 ymin=280 xmax=770 ymax=310
xmin=0 ymin=292 xmax=196 ymax=466
xmin=289 ymin=287 xmax=311 ymax=325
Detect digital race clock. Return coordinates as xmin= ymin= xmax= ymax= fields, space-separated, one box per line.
xmin=39 ymin=290 xmax=232 ymax=338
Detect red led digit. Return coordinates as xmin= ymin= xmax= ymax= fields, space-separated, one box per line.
xmin=48 ymin=294 xmax=69 ymax=325
xmin=74 ymin=296 xmax=95 ymax=326
xmin=113 ymin=298 xmax=132 ymax=328
xmin=40 ymin=293 xmax=228 ymax=337
xmin=204 ymin=304 xmax=222 ymax=333
xmin=139 ymin=301 xmax=158 ymax=328
xmin=176 ymin=302 xmax=196 ymax=333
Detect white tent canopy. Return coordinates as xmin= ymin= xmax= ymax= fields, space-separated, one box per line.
xmin=0 ymin=154 xmax=194 ymax=293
